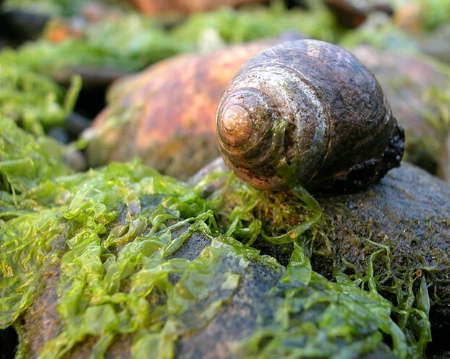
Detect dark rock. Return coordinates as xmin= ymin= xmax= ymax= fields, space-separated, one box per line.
xmin=351 ymin=45 xmax=450 ymax=178
xmin=0 ymin=9 xmax=49 ymax=48
xmin=190 ymin=158 xmax=450 ymax=357
xmin=314 ymin=162 xmax=450 ymax=356
xmin=176 ymin=259 xmax=282 ymax=359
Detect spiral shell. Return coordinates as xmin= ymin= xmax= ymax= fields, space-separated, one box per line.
xmin=216 ymin=39 xmax=404 ymax=192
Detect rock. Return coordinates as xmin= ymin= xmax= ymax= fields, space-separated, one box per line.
xmin=4 ymin=157 xmax=450 ymax=358
xmin=0 ymin=9 xmax=50 ymax=48
xmin=393 ymin=2 xmax=423 ymax=33
xmin=86 ymin=38 xmax=285 ymax=180
xmin=190 ymin=158 xmax=450 ymax=357
xmin=314 ymin=162 xmax=450 ymax=354
xmin=127 ymin=0 xmax=270 ymax=15
xmin=351 ymin=45 xmax=450 ymax=178
xmin=13 ymin=232 xmax=402 ymax=359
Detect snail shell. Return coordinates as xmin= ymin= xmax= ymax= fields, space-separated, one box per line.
xmin=216 ymin=39 xmax=404 ymax=192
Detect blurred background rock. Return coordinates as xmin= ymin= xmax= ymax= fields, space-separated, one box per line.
xmin=0 ymin=0 xmax=449 ymax=179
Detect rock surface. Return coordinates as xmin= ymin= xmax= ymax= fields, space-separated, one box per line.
xmin=351 ymin=46 xmax=450 ymax=177
xmin=314 ymin=162 xmax=450 ymax=356
xmin=87 ymin=39 xmax=284 ymax=179
xmin=191 ymin=158 xmax=450 ymax=357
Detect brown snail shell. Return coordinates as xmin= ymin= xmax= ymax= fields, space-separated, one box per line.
xmin=216 ymin=39 xmax=404 ymax=192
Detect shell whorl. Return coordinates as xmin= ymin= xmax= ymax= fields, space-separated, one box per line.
xmin=216 ymin=39 xmax=404 ymax=192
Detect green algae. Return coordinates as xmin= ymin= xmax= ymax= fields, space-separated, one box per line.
xmin=0 ymin=120 xmax=431 ymax=358
xmin=235 ymin=243 xmax=408 ymax=358
xmin=203 ymin=171 xmax=432 ymax=358
xmin=0 ymin=118 xmax=73 ymax=212
xmin=0 ymin=47 xmax=81 ymax=135
xmin=2 ymin=1 xmax=338 ymax=87
xmin=4 ymin=17 xmax=184 ymax=75
xmin=171 ymin=1 xmax=338 ymax=48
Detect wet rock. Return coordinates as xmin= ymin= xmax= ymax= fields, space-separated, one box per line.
xmin=10 ymin=159 xmax=450 ymax=358
xmin=86 ymin=39 xmax=285 ymax=180
xmin=351 ymin=45 xmax=450 ymax=178
xmin=191 ymin=158 xmax=450 ymax=357
xmin=16 ymin=231 xmax=399 ymax=359
xmin=314 ymin=162 xmax=450 ymax=351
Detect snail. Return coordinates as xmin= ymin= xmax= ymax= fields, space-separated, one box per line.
xmin=216 ymin=39 xmax=404 ymax=193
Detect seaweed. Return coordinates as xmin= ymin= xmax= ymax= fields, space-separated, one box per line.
xmin=0 ymin=49 xmax=81 ymax=135
xmin=171 ymin=1 xmax=338 ymax=48
xmin=3 ymin=1 xmax=338 ymax=79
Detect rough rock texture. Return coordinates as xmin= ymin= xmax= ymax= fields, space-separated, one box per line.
xmin=191 ymin=159 xmax=450 ymax=357
xmin=313 ymin=162 xmax=450 ymax=357
xmin=16 ymin=232 xmax=397 ymax=359
xmin=175 ymin=259 xmax=283 ymax=359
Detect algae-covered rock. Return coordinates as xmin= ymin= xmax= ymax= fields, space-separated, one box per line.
xmin=315 ymin=162 xmax=450 ymax=356
xmin=315 ymin=162 xmax=450 ymax=353
xmin=1 ymin=120 xmax=449 ymax=358
xmin=1 ymin=160 xmax=405 ymax=358
xmin=192 ymin=157 xmax=450 ymax=357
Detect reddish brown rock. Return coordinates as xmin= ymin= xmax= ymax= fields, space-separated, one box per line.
xmin=87 ymin=39 xmax=283 ymax=179
xmin=87 ymin=41 xmax=449 ymax=181
xmin=128 ymin=0 xmax=269 ymax=15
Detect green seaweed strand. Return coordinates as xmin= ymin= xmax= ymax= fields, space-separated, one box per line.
xmin=262 ymin=118 xmax=323 ymax=244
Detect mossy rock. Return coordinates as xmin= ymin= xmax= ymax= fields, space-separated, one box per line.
xmin=192 ymin=158 xmax=450 ymax=358
xmin=1 ymin=120 xmax=449 ymax=358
